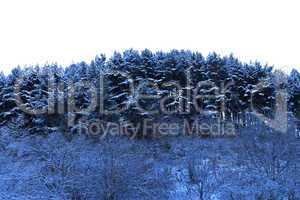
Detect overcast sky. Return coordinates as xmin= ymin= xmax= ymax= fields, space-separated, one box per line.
xmin=0 ymin=0 xmax=299 ymax=74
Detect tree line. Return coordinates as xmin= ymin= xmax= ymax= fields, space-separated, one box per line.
xmin=0 ymin=49 xmax=299 ymax=138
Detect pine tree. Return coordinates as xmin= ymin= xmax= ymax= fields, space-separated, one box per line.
xmin=288 ymin=69 xmax=300 ymax=119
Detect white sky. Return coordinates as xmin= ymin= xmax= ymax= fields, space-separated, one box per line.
xmin=0 ymin=0 xmax=299 ymax=74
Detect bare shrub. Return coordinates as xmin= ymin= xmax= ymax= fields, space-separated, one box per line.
xmin=187 ymin=158 xmax=222 ymax=200
xmin=238 ymin=131 xmax=299 ymax=198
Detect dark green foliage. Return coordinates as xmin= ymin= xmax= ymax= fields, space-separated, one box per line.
xmin=0 ymin=49 xmax=298 ymax=137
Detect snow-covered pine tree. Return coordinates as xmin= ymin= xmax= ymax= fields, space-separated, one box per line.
xmin=141 ymin=49 xmax=157 ymax=79
xmin=14 ymin=67 xmax=50 ymax=134
xmin=0 ymin=67 xmax=22 ymax=125
xmin=288 ymin=69 xmax=300 ymax=119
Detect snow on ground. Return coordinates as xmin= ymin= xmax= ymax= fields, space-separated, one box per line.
xmin=0 ymin=125 xmax=299 ymax=200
